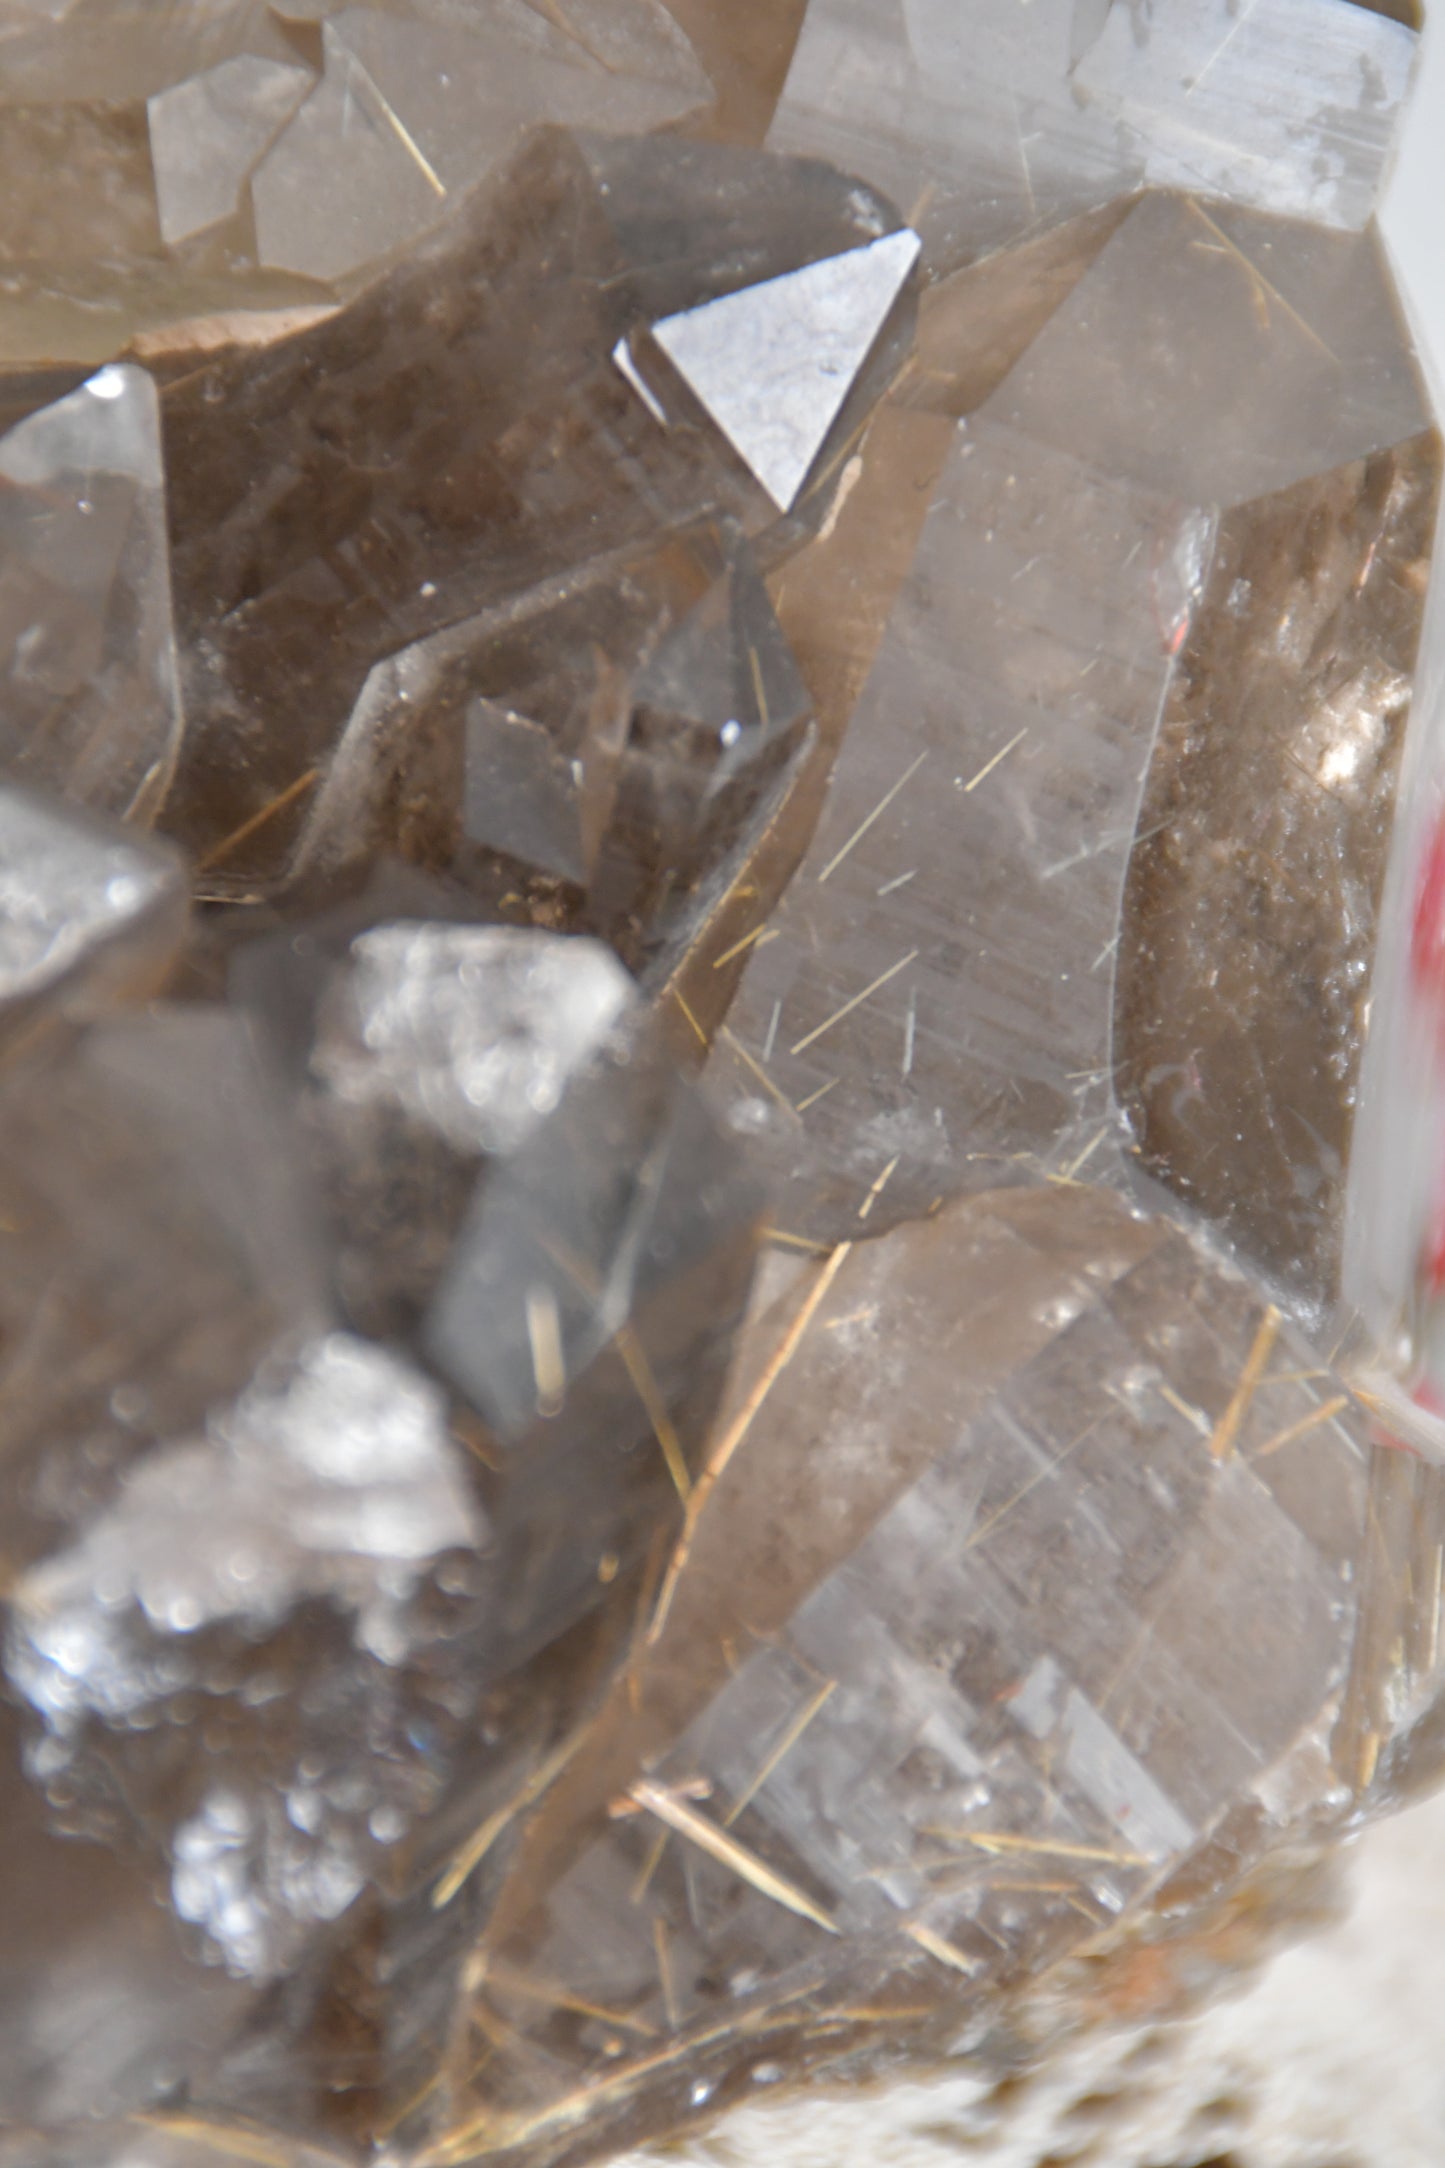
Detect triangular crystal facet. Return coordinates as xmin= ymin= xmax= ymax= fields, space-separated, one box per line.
xmin=651 ymin=226 xmax=921 ymax=510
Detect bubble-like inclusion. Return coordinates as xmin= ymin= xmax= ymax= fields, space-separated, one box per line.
xmin=7 ymin=1334 xmax=484 ymax=1979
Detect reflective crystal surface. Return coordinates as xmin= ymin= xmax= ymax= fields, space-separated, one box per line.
xmin=251 ymin=5 xmax=711 ymax=284
xmin=770 ymin=0 xmax=1417 ymax=274
xmin=710 ymin=190 xmax=1437 ymax=1268
xmin=650 ymin=228 xmax=921 ymax=511
xmin=0 ymin=784 xmax=187 ymax=1035
xmin=0 ymin=362 xmax=185 ymax=821
xmin=155 ymin=130 xmax=913 ymax=894
xmin=3 ymin=1 xmax=1445 ymax=2164
xmin=150 ymin=53 xmax=314 ymax=249
xmin=295 ymin=520 xmax=818 ymax=972
xmin=445 ymin=1187 xmax=1375 ymax=2165
xmin=298 ymin=920 xmax=638 ymax=1336
xmin=712 ymin=413 xmax=1202 ymax=1234
xmin=313 ymin=924 xmax=635 ymax=1160
xmin=425 ymin=1011 xmax=763 ymax=1667
xmin=8 ymin=1332 xmax=485 ymax=1979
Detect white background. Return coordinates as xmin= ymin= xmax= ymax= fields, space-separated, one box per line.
xmin=1382 ymin=3 xmax=1445 ymax=405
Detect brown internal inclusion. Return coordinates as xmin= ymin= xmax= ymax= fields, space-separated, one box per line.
xmin=1116 ymin=437 xmax=1441 ymax=1322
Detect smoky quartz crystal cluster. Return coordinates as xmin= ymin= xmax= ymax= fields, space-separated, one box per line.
xmin=4 ymin=2 xmax=1445 ymax=2164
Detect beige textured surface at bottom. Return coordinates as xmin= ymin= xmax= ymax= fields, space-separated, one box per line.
xmin=621 ymin=1788 xmax=1445 ymax=2168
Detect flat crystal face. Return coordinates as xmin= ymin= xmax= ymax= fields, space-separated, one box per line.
xmin=650 ymin=229 xmax=921 ymax=510
xmin=0 ymin=364 xmax=185 ymax=821
xmin=460 ymin=1191 xmax=1368 ymax=2155
xmin=1 ymin=0 xmax=1445 ymax=2163
xmin=0 ymin=784 xmax=186 ymax=1023
xmin=769 ymin=0 xmax=1417 ymax=273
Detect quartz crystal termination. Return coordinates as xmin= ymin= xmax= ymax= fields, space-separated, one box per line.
xmin=3 ymin=0 xmax=1445 ymax=2164
xmin=293 ymin=515 xmax=820 ymax=973
xmin=648 ymin=227 xmax=922 ymax=512
xmin=156 ymin=128 xmax=918 ymax=896
xmin=148 ymin=53 xmax=314 ymax=250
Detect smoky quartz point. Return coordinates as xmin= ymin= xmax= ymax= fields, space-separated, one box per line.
xmin=3 ymin=1 xmax=1445 ymax=2164
xmin=155 ymin=126 xmax=915 ymax=896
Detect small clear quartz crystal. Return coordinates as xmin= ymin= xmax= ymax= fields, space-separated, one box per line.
xmin=0 ymin=364 xmax=185 ymax=821
xmin=2 ymin=0 xmax=1445 ymax=2163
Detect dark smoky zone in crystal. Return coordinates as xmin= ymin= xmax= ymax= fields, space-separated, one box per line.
xmin=1349 ymin=0 xmax=1422 ymax=27
xmin=1115 ymin=437 xmax=1440 ymax=1322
